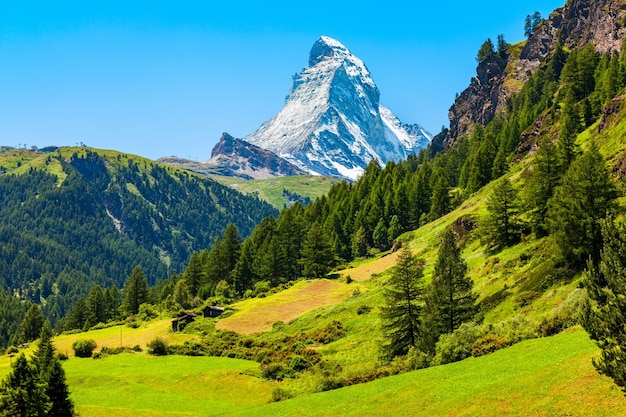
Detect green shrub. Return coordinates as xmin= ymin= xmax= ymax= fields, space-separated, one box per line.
xmin=433 ymin=323 xmax=485 ymax=365
xmin=137 ymin=303 xmax=159 ymax=321
xmin=271 ymin=388 xmax=294 ymax=402
xmin=261 ymin=362 xmax=288 ymax=380
xmin=405 ymin=346 xmax=431 ymax=371
xmin=57 ymin=352 xmax=68 ymax=361
xmin=72 ymin=339 xmax=97 ymax=358
xmin=307 ymin=321 xmax=345 ymax=344
xmin=289 ymin=355 xmax=309 ymax=371
xmin=147 ymin=337 xmax=168 ymax=355
xmin=471 ymin=334 xmax=510 ymax=357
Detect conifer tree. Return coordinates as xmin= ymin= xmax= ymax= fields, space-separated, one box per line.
xmin=380 ymin=248 xmax=424 ymax=360
xmin=373 ymin=218 xmax=389 ymax=250
xmin=123 ymin=265 xmax=149 ymax=315
xmin=0 ymin=354 xmax=50 ymax=417
xmin=482 ymin=178 xmax=521 ymax=250
xmin=19 ymin=305 xmax=45 ymax=343
xmin=428 ymin=176 xmax=451 ymax=221
xmin=34 ymin=322 xmax=75 ymax=417
xmin=423 ymin=229 xmax=477 ymax=346
xmin=477 ymin=38 xmax=495 ymax=62
xmin=523 ymin=137 xmax=561 ymax=237
xmin=581 ymin=218 xmax=626 ymax=389
xmin=221 ymin=223 xmax=242 ymax=276
xmin=547 ymin=142 xmax=617 ymax=267
xmin=300 ymin=222 xmax=334 ymax=278
xmin=558 ymin=88 xmax=581 ymax=169
xmin=184 ymin=252 xmax=204 ymax=297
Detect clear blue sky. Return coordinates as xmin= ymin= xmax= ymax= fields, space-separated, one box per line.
xmin=0 ymin=0 xmax=565 ymax=161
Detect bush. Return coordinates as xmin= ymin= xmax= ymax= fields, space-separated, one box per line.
xmin=261 ymin=362 xmax=288 ymax=380
xmin=289 ymin=355 xmax=309 ymax=372
xmin=471 ymin=334 xmax=510 ymax=357
xmin=147 ymin=337 xmax=168 ymax=355
xmin=271 ymin=388 xmax=294 ymax=402
xmin=57 ymin=352 xmax=68 ymax=361
xmin=356 ymin=305 xmax=371 ymax=315
xmin=72 ymin=339 xmax=97 ymax=358
xmin=137 ymin=303 xmax=159 ymax=321
xmin=405 ymin=347 xmax=431 ymax=371
xmin=307 ymin=321 xmax=345 ymax=344
xmin=433 ymin=323 xmax=484 ymax=365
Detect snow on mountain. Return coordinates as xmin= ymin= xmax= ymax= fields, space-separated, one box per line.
xmin=244 ymin=36 xmax=431 ymax=180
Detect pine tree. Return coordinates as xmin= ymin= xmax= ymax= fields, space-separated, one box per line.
xmin=523 ymin=136 xmax=561 ymax=237
xmin=183 ymin=252 xmax=204 ymax=297
xmin=380 ymin=248 xmax=425 ymax=360
xmin=122 ymin=266 xmax=149 ymax=316
xmin=477 ymin=38 xmax=495 ymax=62
xmin=33 ymin=322 xmax=75 ymax=417
xmin=428 ymin=176 xmax=451 ymax=221
xmin=0 ymin=354 xmax=51 ymax=417
xmin=482 ymin=178 xmax=521 ymax=250
xmin=423 ymin=229 xmax=477 ymax=347
xmin=351 ymin=226 xmax=369 ymax=258
xmin=373 ymin=218 xmax=389 ymax=250
xmin=547 ymin=142 xmax=617 ymax=267
xmin=300 ymin=222 xmax=334 ymax=278
xmin=387 ymin=215 xmax=403 ymax=245
xmin=19 ymin=305 xmax=45 ymax=343
xmin=558 ymin=88 xmax=581 ymax=169
xmin=221 ymin=223 xmax=242 ymax=277
xmin=581 ymin=218 xmax=626 ymax=389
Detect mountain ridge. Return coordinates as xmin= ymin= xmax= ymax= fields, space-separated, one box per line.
xmin=244 ymin=36 xmax=431 ymax=180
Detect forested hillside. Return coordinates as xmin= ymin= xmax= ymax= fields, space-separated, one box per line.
xmin=0 ymin=147 xmax=276 ymax=345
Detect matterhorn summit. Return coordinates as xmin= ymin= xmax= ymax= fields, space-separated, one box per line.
xmin=244 ymin=36 xmax=431 ymax=180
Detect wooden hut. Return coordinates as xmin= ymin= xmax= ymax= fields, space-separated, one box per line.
xmin=203 ymin=306 xmax=224 ymax=318
xmin=171 ymin=312 xmax=197 ymax=332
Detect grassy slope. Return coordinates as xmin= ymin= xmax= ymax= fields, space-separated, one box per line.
xmin=239 ymin=328 xmax=626 ymax=417
xmin=216 ymin=279 xmax=360 ymax=334
xmin=212 ymin=175 xmax=337 ymax=209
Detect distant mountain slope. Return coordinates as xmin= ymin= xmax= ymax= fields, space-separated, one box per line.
xmin=0 ymin=147 xmax=276 ymax=321
xmin=245 ymin=36 xmax=431 ymax=180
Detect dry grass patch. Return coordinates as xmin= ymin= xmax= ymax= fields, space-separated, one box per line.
xmin=339 ymin=252 xmax=400 ymax=282
xmin=217 ymin=279 xmax=357 ymax=334
xmin=53 ymin=319 xmax=197 ymax=355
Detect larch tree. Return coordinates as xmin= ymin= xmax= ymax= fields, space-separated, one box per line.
xmin=423 ymin=229 xmax=477 ymax=348
xmin=300 ymin=222 xmax=335 ymax=278
xmin=122 ymin=265 xmax=149 ymax=316
xmin=482 ymin=177 xmax=521 ymax=250
xmin=581 ymin=218 xmax=626 ymax=390
xmin=380 ymin=248 xmax=425 ymax=360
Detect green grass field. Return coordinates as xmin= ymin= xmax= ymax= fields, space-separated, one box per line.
xmin=236 ymin=328 xmax=626 ymax=417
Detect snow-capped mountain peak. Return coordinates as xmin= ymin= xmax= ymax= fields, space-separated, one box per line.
xmin=245 ymin=36 xmax=431 ymax=180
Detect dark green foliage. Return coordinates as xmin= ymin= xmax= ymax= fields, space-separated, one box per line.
xmin=422 ymin=229 xmax=477 ymax=352
xmin=147 ymin=337 xmax=168 ymax=356
xmin=380 ymin=248 xmax=425 ymax=360
xmin=482 ymin=178 xmax=522 ymax=250
xmin=0 ymin=322 xmax=74 ymax=417
xmin=299 ymin=222 xmax=335 ymax=278
xmin=72 ymin=339 xmax=97 ymax=358
xmin=523 ymin=137 xmax=561 ymax=237
xmin=477 ymin=38 xmax=495 ymax=62
xmin=19 ymin=305 xmax=44 ymax=343
xmin=123 ymin=266 xmax=149 ymax=316
xmin=0 ymin=354 xmax=50 ymax=417
xmin=524 ymin=11 xmax=542 ymax=37
xmin=547 ymin=143 xmax=617 ymax=267
xmin=581 ymin=218 xmax=626 ymax=389
xmin=428 ymin=176 xmax=451 ymax=220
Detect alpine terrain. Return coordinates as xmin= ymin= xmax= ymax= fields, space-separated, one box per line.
xmin=245 ymin=36 xmax=431 ymax=180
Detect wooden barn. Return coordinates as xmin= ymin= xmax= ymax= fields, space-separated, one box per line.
xmin=203 ymin=305 xmax=224 ymax=318
xmin=171 ymin=312 xmax=197 ymax=332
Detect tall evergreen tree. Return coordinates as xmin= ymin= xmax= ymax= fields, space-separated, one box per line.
xmin=34 ymin=322 xmax=75 ymax=417
xmin=523 ymin=137 xmax=561 ymax=237
xmin=482 ymin=178 xmax=521 ymax=250
xmin=547 ymin=142 xmax=617 ymax=267
xmin=19 ymin=305 xmax=45 ymax=343
xmin=477 ymin=38 xmax=495 ymax=62
xmin=423 ymin=229 xmax=477 ymax=348
xmin=300 ymin=222 xmax=335 ymax=278
xmin=428 ymin=176 xmax=451 ymax=221
xmin=380 ymin=248 xmax=425 ymax=360
xmin=581 ymin=218 xmax=626 ymax=389
xmin=122 ymin=266 xmax=149 ymax=316
xmin=0 ymin=354 xmax=50 ymax=417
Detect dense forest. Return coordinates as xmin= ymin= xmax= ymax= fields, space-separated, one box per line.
xmin=0 ymin=149 xmax=276 ymax=346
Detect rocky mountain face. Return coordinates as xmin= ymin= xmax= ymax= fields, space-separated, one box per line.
xmin=245 ymin=36 xmax=431 ymax=180
xmin=206 ymin=133 xmax=305 ymax=180
xmin=436 ymin=0 xmax=626 ymax=151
